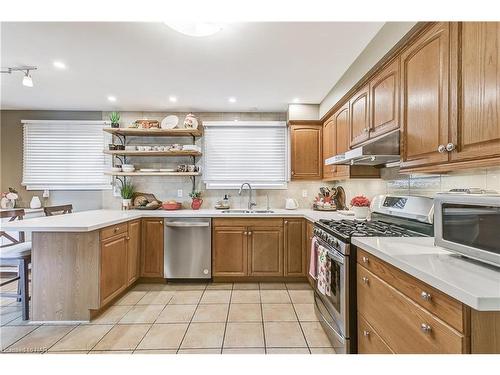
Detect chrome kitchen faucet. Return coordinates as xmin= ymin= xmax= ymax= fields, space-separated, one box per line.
xmin=239 ymin=182 xmax=257 ymax=210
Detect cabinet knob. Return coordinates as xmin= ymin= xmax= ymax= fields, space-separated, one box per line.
xmin=420 ymin=323 xmax=432 ymax=334
xmin=126 ymin=237 xmax=130 ymax=240
xmin=446 ymin=143 xmax=455 ymax=152
xmin=291 ymin=171 xmax=295 ymax=176
xmin=362 ymin=256 xmax=369 ymax=264
xmin=244 ymin=232 xmax=248 ymax=235
xmin=420 ymin=291 xmax=432 ymax=301
xmin=364 ymin=128 xmax=369 ymax=133
xmin=362 ymin=276 xmax=369 ymax=284
xmin=248 ymin=231 xmax=252 ymax=235
xmin=114 ymin=227 xmax=120 ymax=232
xmin=284 ymin=220 xmax=288 ymax=224
xmin=363 ymin=330 xmax=370 ymax=337
xmin=159 ymin=221 xmax=163 ymax=225
xmin=437 ymin=144 xmax=446 ymax=153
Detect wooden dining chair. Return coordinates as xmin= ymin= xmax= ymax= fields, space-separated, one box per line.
xmin=43 ymin=204 xmax=73 ymax=216
xmin=0 ymin=209 xmax=31 ymax=320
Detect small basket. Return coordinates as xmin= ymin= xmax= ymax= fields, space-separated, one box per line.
xmin=162 ymin=202 xmax=182 ymax=210
xmin=131 ymin=192 xmax=162 ymax=210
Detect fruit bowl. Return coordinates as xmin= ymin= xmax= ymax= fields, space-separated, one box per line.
xmin=162 ymin=201 xmax=182 ymax=210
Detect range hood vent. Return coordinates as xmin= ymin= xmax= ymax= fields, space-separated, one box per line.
xmin=325 ymin=130 xmax=400 ymax=166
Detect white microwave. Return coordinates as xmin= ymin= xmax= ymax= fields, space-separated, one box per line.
xmin=434 ymin=192 xmax=500 ymax=267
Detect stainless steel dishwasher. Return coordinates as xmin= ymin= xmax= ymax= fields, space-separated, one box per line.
xmin=164 ymin=218 xmax=211 ymax=279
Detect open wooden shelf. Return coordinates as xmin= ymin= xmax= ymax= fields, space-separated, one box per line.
xmin=104 ymin=171 xmax=201 ymax=177
xmin=104 ymin=150 xmax=202 ymax=157
xmin=103 ymin=127 xmax=203 ymax=137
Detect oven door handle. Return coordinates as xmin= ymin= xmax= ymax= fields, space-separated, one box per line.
xmin=327 ymin=249 xmax=345 ymax=264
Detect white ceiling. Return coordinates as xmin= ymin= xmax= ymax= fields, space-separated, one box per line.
xmin=1 ymin=22 xmax=383 ymax=112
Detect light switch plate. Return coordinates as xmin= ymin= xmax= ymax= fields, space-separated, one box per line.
xmin=177 ymin=189 xmax=183 ymax=198
xmin=302 ymin=190 xmax=308 ymax=198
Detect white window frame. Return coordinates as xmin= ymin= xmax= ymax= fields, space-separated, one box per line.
xmin=21 ymin=120 xmax=112 ymax=191
xmin=203 ymin=121 xmax=289 ymax=190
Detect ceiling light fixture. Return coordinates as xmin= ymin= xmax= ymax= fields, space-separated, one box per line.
xmin=228 ymin=97 xmax=236 ymax=103
xmin=0 ymin=66 xmax=37 ymax=87
xmin=53 ymin=61 xmax=66 ymax=69
xmin=164 ymin=22 xmax=223 ymax=37
xmin=107 ymin=96 xmax=117 ymax=102
xmin=169 ymin=96 xmax=178 ymax=103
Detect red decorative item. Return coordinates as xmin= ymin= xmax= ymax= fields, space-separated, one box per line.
xmin=350 ymin=195 xmax=370 ymax=207
xmin=191 ymin=198 xmax=203 ymax=210
xmin=162 ymin=202 xmax=182 ymax=210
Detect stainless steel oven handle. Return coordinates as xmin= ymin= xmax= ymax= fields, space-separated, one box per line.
xmin=327 ymin=249 xmax=345 ymax=264
xmin=314 ymin=294 xmax=346 ymax=344
xmin=165 ymin=222 xmax=210 ymax=227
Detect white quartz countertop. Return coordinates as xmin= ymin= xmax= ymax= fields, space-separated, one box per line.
xmin=0 ymin=208 xmax=346 ymax=232
xmin=352 ymin=237 xmax=500 ymax=311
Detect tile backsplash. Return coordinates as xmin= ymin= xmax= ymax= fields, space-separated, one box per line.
xmin=102 ymin=111 xmax=500 ymax=210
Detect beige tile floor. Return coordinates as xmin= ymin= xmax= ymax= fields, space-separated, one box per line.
xmin=0 ymin=280 xmax=335 ymax=354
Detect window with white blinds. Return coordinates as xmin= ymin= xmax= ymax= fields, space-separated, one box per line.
xmin=22 ymin=120 xmax=111 ymax=190
xmin=203 ymin=121 xmax=289 ymax=189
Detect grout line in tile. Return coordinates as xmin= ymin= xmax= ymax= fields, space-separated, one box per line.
xmin=286 ymin=286 xmax=311 ymax=354
xmin=2 ymin=323 xmax=43 ymax=352
xmin=220 ymin=288 xmax=233 ymax=351
xmin=176 ymin=296 xmax=202 ymax=353
xmin=44 ymin=323 xmax=81 ymax=353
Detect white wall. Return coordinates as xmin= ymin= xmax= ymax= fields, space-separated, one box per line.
xmin=319 ymin=22 xmax=417 ymax=118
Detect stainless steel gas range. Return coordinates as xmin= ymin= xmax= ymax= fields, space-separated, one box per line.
xmin=311 ymin=194 xmax=434 ymax=353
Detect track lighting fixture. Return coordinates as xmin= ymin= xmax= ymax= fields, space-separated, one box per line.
xmin=0 ymin=66 xmax=38 ymax=87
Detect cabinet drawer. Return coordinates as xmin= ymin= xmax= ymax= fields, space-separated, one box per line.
xmin=358 ymin=313 xmax=393 ymax=354
xmin=213 ymin=218 xmax=283 ymax=227
xmin=357 ymin=249 xmax=467 ymax=333
xmin=100 ymin=223 xmax=128 ymax=240
xmin=357 ymin=265 xmax=466 ymax=353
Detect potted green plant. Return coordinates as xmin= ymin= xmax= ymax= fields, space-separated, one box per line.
xmin=120 ymin=182 xmax=134 ymax=210
xmin=109 ymin=112 xmax=120 ymax=128
xmin=189 ymin=191 xmax=203 ymax=210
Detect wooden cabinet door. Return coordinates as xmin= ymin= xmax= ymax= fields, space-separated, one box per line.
xmin=358 ymin=313 xmax=394 ymax=354
xmin=400 ymin=22 xmax=450 ymax=169
xmin=349 ymin=84 xmax=370 ymax=147
xmin=334 ymin=102 xmax=351 ymax=179
xmin=450 ymin=22 xmax=500 ymax=162
xmin=141 ymin=218 xmax=164 ymax=278
xmin=127 ymin=219 xmax=141 ymax=285
xmin=290 ymin=124 xmax=322 ymax=180
xmin=284 ymin=219 xmax=306 ymax=277
xmin=370 ymin=58 xmax=400 ymax=138
xmin=248 ymin=226 xmax=283 ymax=276
xmin=305 ymin=220 xmax=315 ymax=287
xmin=100 ymin=233 xmax=128 ymax=306
xmin=322 ymin=116 xmax=336 ymax=180
xmin=213 ymin=226 xmax=248 ymax=277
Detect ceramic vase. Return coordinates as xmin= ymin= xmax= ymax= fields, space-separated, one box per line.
xmin=191 ymin=198 xmax=203 ymax=210
xmin=30 ymin=196 xmax=42 ymax=209
xmin=122 ymin=198 xmax=132 ymax=210
xmin=352 ymin=206 xmax=369 ymax=220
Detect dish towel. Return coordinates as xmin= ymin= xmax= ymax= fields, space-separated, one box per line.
xmin=308 ymin=237 xmax=319 ymax=280
xmin=317 ymin=245 xmax=332 ymax=296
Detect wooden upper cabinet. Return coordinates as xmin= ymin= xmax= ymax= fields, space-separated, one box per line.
xmin=349 ymin=84 xmax=370 ymax=147
xmin=141 ymin=218 xmax=164 ymax=278
xmin=450 ymin=22 xmax=500 ymax=162
xmin=248 ymin=226 xmax=283 ymax=276
xmin=127 ymin=219 xmax=141 ymax=285
xmin=100 ymin=233 xmax=128 ymax=306
xmin=400 ymin=22 xmax=451 ymax=169
xmin=334 ymin=102 xmax=351 ymax=179
xmin=284 ymin=219 xmax=306 ymax=277
xmin=322 ymin=116 xmax=337 ymax=180
xmin=290 ymin=123 xmax=322 ymax=180
xmin=213 ymin=226 xmax=248 ymax=277
xmin=370 ymin=58 xmax=400 ymax=138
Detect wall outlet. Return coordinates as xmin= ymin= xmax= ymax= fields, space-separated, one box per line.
xmin=177 ymin=189 xmax=183 ymax=198
xmin=302 ymin=190 xmax=308 ymax=198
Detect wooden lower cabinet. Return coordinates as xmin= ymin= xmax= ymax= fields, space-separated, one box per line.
xmin=100 ymin=233 xmax=129 ymax=306
xmin=213 ymin=226 xmax=248 ymax=277
xmin=141 ymin=218 xmax=164 ymax=278
xmin=248 ymin=226 xmax=283 ymax=276
xmin=358 ymin=313 xmax=394 ymax=354
xmin=212 ymin=218 xmax=305 ymax=280
xmin=284 ymin=219 xmax=306 ymax=277
xmin=127 ymin=219 xmax=141 ymax=285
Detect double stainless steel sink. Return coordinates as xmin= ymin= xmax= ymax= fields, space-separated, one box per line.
xmin=221 ymin=209 xmax=274 ymax=214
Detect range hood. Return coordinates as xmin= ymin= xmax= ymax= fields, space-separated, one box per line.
xmin=325 ymin=130 xmax=400 ymax=166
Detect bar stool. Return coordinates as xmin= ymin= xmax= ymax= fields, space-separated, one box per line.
xmin=43 ymin=204 xmax=73 ymax=216
xmin=0 ymin=209 xmax=31 ymax=320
